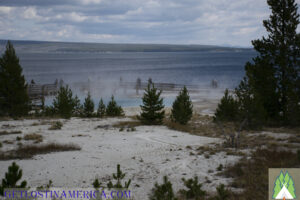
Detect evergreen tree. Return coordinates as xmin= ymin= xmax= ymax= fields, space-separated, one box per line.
xmin=73 ymin=95 xmax=83 ymax=117
xmin=149 ymin=176 xmax=177 ymax=200
xmin=97 ymin=98 xmax=106 ymax=117
xmin=179 ymin=177 xmax=206 ymax=200
xmin=53 ymin=85 xmax=76 ymax=119
xmin=171 ymin=86 xmax=193 ymax=125
xmin=0 ymin=162 xmax=27 ymax=196
xmin=140 ymin=83 xmax=165 ymax=125
xmin=234 ymin=0 xmax=300 ymax=126
xmin=107 ymin=164 xmax=131 ymax=189
xmin=0 ymin=41 xmax=30 ymax=117
xmin=215 ymin=184 xmax=230 ymax=200
xmin=106 ymin=96 xmax=124 ymax=117
xmin=83 ymin=92 xmax=94 ymax=117
xmin=214 ymin=89 xmax=239 ymax=122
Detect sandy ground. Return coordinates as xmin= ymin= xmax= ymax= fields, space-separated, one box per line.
xmin=0 ymin=116 xmax=240 ymax=199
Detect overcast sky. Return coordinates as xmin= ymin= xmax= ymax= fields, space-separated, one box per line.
xmin=0 ymin=0 xmax=299 ymax=47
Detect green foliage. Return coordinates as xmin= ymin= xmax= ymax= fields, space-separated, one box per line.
xmin=214 ymin=89 xmax=239 ymax=122
xmin=73 ymin=95 xmax=83 ymax=117
xmin=93 ymin=179 xmax=102 ymax=190
xmin=53 ymin=85 xmax=77 ymax=119
xmin=106 ymin=96 xmax=124 ymax=117
xmin=83 ymin=92 xmax=95 ymax=117
xmin=149 ymin=176 xmax=177 ymax=200
xmin=97 ymin=98 xmax=106 ymax=117
xmin=179 ymin=177 xmax=206 ymax=200
xmin=0 ymin=162 xmax=27 ymax=196
xmin=235 ymin=78 xmax=267 ymax=129
xmin=107 ymin=164 xmax=131 ymax=190
xmin=140 ymin=83 xmax=165 ymax=125
xmin=171 ymin=86 xmax=193 ymax=125
xmin=215 ymin=184 xmax=230 ymax=200
xmin=215 ymin=0 xmax=300 ymax=128
xmin=0 ymin=41 xmax=30 ymax=117
xmin=297 ymin=149 xmax=300 ymax=162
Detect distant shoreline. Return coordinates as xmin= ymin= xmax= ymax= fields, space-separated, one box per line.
xmin=0 ymin=39 xmax=253 ymax=53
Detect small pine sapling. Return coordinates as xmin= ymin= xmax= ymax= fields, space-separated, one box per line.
xmin=107 ymin=164 xmax=131 ymax=190
xmin=149 ymin=176 xmax=177 ymax=200
xmin=0 ymin=162 xmax=27 ymax=196
xmin=179 ymin=176 xmax=206 ymax=200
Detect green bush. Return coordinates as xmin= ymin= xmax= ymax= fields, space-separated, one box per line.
xmin=171 ymin=86 xmax=193 ymax=125
xmin=140 ymin=83 xmax=165 ymax=125
xmin=106 ymin=96 xmax=124 ymax=117
xmin=179 ymin=176 xmax=206 ymax=200
xmin=149 ymin=176 xmax=177 ymax=200
xmin=0 ymin=162 xmax=27 ymax=196
xmin=48 ymin=121 xmax=63 ymax=130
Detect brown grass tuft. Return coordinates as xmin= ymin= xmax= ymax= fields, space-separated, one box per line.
xmin=24 ymin=133 xmax=43 ymax=143
xmin=0 ymin=143 xmax=81 ymax=160
xmin=0 ymin=130 xmax=22 ymax=136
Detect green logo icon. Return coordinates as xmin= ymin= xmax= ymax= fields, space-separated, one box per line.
xmin=273 ymin=170 xmax=296 ymax=199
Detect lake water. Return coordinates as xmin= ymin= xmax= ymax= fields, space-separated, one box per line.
xmin=17 ymin=50 xmax=256 ymax=106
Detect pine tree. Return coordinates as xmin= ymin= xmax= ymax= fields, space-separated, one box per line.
xmin=0 ymin=41 xmax=30 ymax=117
xmin=140 ymin=83 xmax=165 ymax=125
xmin=97 ymin=98 xmax=106 ymax=117
xmin=106 ymin=96 xmax=124 ymax=117
xmin=107 ymin=164 xmax=131 ymax=190
xmin=179 ymin=177 xmax=206 ymax=200
xmin=83 ymin=92 xmax=94 ymax=117
xmin=234 ymin=0 xmax=300 ymax=126
xmin=73 ymin=95 xmax=83 ymax=117
xmin=149 ymin=176 xmax=177 ymax=200
xmin=215 ymin=184 xmax=230 ymax=200
xmin=53 ymin=85 xmax=76 ymax=119
xmin=0 ymin=162 xmax=27 ymax=196
xmin=214 ymin=89 xmax=239 ymax=122
xmin=171 ymin=86 xmax=193 ymax=125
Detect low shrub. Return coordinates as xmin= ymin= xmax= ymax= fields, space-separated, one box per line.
xmin=48 ymin=121 xmax=63 ymax=130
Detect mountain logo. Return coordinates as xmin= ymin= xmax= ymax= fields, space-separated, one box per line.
xmin=273 ymin=170 xmax=296 ymax=200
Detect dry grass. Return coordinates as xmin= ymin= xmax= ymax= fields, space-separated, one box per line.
xmin=223 ymin=148 xmax=300 ymax=200
xmin=24 ymin=133 xmax=43 ymax=143
xmin=0 ymin=143 xmax=81 ymax=160
xmin=163 ymin=114 xmax=236 ymax=138
xmin=112 ymin=120 xmax=142 ymax=128
xmin=0 ymin=130 xmax=22 ymax=136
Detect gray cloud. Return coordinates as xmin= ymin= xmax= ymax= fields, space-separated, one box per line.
xmin=0 ymin=0 xmax=299 ymax=46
